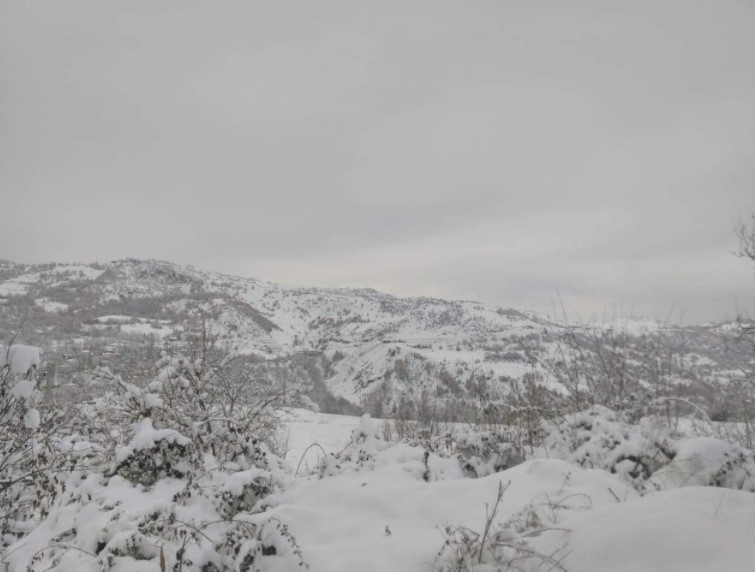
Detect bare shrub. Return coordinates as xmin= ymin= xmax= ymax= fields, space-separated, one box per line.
xmin=435 ymin=481 xmax=565 ymax=571
xmin=103 ymin=313 xmax=293 ymax=465
xmin=390 ymin=382 xmax=456 ymax=444
xmin=520 ymin=304 xmax=709 ymax=431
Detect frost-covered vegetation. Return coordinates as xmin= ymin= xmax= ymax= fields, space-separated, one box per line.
xmin=1 ymin=323 xmax=309 ymax=571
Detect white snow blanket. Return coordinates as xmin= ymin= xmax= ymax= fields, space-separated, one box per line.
xmin=272 ymin=411 xmax=755 ymax=571
xmin=6 ymin=408 xmax=755 ymax=571
xmin=254 ymin=457 xmax=755 ymax=571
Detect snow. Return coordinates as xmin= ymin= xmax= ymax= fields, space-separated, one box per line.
xmin=11 ymin=379 xmax=37 ymax=400
xmin=224 ymin=468 xmax=272 ymax=496
xmin=52 ymin=264 xmax=106 ymax=281
xmin=0 ymin=344 xmax=41 ymax=375
xmin=2 ymin=253 xmax=755 ymax=570
xmin=91 ymin=316 xmax=178 ymax=338
xmin=357 ymin=412 xmax=377 ymax=436
xmin=0 ymin=273 xmax=38 ymax=296
xmin=6 ymin=405 xmax=755 ymax=571
xmin=562 ymin=487 xmax=755 ymax=571
xmin=23 ymin=408 xmax=40 ymax=430
xmin=4 ymin=474 xmax=188 ymax=571
xmin=649 ymin=436 xmax=755 ymax=490
xmin=274 ymin=410 xmax=755 ymax=570
xmin=121 ymin=417 xmax=189 ymax=457
xmin=120 ymin=323 xmax=169 ymax=336
xmin=0 ymin=265 xmax=104 ymax=297
xmin=282 ymin=408 xmax=366 ymax=468
xmin=35 ymin=298 xmax=69 ymax=313
xmin=264 ymin=458 xmax=627 ymax=571
xmin=97 ymin=315 xmax=135 ymax=323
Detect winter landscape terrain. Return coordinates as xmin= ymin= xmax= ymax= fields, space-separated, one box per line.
xmin=2 ymin=258 xmax=755 ymax=571
xmin=4 ymin=0 xmax=755 ymax=569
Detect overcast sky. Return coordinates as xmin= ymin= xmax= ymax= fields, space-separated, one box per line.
xmin=1 ymin=1 xmax=754 ymax=323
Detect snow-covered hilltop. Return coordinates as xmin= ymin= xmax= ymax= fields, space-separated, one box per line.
xmin=0 ymin=258 xmax=747 ymax=411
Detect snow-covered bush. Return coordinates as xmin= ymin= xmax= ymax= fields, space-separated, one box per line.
xmin=541 ymin=407 xmax=755 ymax=494
xmin=648 ymin=436 xmax=755 ymax=492
xmin=450 ymin=430 xmax=524 ymax=479
xmin=109 ymin=417 xmax=194 ymax=486
xmin=112 ymin=350 xmax=287 ymax=459
xmin=5 ymin=339 xmax=305 ymax=571
xmin=542 ymin=406 xmax=676 ymax=489
xmin=10 ymin=465 xmax=306 ymax=572
xmin=0 ymin=346 xmax=68 ymax=548
xmin=393 ymin=426 xmax=524 ymax=479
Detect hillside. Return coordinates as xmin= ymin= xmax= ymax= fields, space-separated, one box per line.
xmin=0 ymin=258 xmax=749 ymax=413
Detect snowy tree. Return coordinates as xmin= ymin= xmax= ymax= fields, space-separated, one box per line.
xmin=3 ymin=329 xmax=306 ymax=571
xmin=0 ymin=345 xmax=66 ymax=548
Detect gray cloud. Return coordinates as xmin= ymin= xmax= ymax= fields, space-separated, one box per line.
xmin=1 ymin=0 xmax=754 ymax=321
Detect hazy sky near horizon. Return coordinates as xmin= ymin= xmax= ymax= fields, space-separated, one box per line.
xmin=2 ymin=1 xmax=755 ymax=322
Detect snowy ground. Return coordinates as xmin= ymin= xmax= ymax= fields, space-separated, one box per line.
xmin=281 ymin=409 xmax=368 ymax=470
xmin=6 ymin=407 xmax=755 ymax=571
xmin=276 ymin=409 xmax=755 ymax=571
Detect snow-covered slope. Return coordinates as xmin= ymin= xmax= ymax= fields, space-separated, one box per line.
xmin=0 ymin=259 xmax=747 ymax=410
xmin=0 ymin=259 xmax=549 ymax=401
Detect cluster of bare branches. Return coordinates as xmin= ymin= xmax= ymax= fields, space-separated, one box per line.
xmin=99 ymin=312 xmax=295 ymax=464
xmin=736 ymin=215 xmax=755 ymax=263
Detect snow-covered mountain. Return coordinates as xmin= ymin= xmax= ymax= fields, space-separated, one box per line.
xmin=0 ymin=258 xmax=746 ymax=410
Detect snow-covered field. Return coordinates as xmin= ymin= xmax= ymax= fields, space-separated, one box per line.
xmin=282 ymin=409 xmax=367 ymax=470
xmin=276 ymin=410 xmax=755 ymax=571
